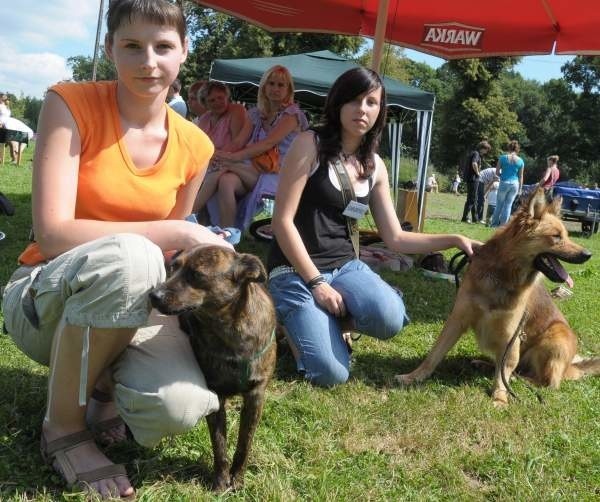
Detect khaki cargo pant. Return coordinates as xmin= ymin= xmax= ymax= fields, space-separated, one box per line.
xmin=1 ymin=233 xmax=219 ymax=447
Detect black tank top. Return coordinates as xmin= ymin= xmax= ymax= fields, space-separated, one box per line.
xmin=267 ymin=160 xmax=373 ymax=271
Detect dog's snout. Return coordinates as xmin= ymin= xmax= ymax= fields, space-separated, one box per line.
xmin=573 ymin=249 xmax=592 ymax=264
xmin=149 ymin=288 xmax=166 ymax=309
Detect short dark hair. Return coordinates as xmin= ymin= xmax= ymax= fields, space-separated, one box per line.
xmin=316 ymin=67 xmax=387 ymax=178
xmin=106 ymin=0 xmax=186 ymax=45
xmin=198 ymin=81 xmax=231 ymax=106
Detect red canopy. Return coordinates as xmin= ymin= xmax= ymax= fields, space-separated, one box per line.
xmin=196 ymin=0 xmax=600 ymax=59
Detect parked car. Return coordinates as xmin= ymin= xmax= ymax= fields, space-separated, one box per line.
xmin=553 ymin=185 xmax=600 ymax=234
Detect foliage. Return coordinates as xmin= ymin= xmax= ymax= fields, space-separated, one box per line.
xmin=355 ymin=45 xmax=411 ymax=83
xmin=562 ymin=56 xmax=600 ymax=94
xmin=181 ymin=3 xmax=363 ymax=91
xmin=67 ymin=50 xmax=117 ymax=82
xmin=1 ymin=162 xmax=599 ymax=500
xmin=434 ymin=58 xmax=523 ymax=172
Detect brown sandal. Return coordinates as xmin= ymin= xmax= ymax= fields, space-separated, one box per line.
xmin=41 ymin=430 xmax=134 ymax=499
xmin=88 ymin=388 xmax=129 ymax=446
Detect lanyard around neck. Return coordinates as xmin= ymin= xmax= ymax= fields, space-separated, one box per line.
xmin=332 ymin=157 xmax=360 ymax=259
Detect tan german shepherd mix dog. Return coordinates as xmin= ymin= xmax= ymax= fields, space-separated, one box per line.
xmin=396 ymin=188 xmax=599 ymax=406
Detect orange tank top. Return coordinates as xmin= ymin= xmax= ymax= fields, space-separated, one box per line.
xmin=19 ymin=81 xmax=214 ymax=265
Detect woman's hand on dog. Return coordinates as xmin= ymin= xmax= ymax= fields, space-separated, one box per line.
xmin=181 ymin=221 xmax=235 ymax=251
xmin=312 ymin=283 xmax=347 ymax=318
xmin=454 ymin=235 xmax=483 ymax=257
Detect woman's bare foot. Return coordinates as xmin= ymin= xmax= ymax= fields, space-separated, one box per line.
xmin=86 ymin=392 xmax=128 ymax=446
xmin=42 ymin=424 xmax=134 ymax=499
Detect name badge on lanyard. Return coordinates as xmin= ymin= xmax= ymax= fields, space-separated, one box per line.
xmin=342 ymin=200 xmax=369 ymax=220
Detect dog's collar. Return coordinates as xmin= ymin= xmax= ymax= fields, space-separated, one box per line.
xmin=240 ymin=329 xmax=276 ymax=388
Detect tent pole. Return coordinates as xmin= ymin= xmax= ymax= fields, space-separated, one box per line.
xmin=371 ymin=0 xmax=390 ymax=73
xmin=91 ymin=0 xmax=105 ymax=81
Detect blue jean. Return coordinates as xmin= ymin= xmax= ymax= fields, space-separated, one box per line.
xmin=268 ymin=259 xmax=409 ymax=387
xmin=490 ymin=180 xmax=519 ymax=227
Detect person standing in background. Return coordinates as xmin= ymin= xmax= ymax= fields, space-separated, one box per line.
xmin=0 ymin=93 xmax=10 ymax=125
xmin=483 ymin=175 xmax=500 ymax=225
xmin=167 ymin=78 xmax=187 ymax=117
xmin=490 ymin=140 xmax=525 ymax=227
xmin=426 ymin=173 xmax=438 ymax=193
xmin=461 ymin=141 xmax=491 ymax=223
xmin=477 ymin=165 xmax=498 ymax=223
xmin=539 ymin=154 xmax=560 ymax=193
xmin=451 ymin=171 xmax=461 ymax=195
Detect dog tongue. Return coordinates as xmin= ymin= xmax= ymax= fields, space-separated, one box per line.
xmin=548 ymin=255 xmax=574 ymax=288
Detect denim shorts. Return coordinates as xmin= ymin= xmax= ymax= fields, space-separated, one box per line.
xmin=268 ymin=259 xmax=408 ymax=387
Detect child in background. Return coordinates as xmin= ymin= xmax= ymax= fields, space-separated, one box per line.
xmin=451 ymin=171 xmax=461 ymax=195
xmin=484 ymin=177 xmax=500 ymax=225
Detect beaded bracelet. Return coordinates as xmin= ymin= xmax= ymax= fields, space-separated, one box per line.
xmin=307 ymin=274 xmax=326 ymax=290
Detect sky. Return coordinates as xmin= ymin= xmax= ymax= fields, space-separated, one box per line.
xmin=0 ymin=1 xmax=575 ymax=100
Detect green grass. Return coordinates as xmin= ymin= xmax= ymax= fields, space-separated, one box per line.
xmin=1 ymin=152 xmax=599 ymax=501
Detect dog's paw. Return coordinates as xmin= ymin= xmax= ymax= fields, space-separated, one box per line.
xmin=394 ymin=373 xmax=419 ymax=385
xmin=229 ymin=473 xmax=245 ymax=491
xmin=211 ymin=474 xmax=231 ymax=493
xmin=491 ymin=389 xmax=509 ymax=407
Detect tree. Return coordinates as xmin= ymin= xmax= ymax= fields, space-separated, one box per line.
xmin=181 ymin=4 xmax=363 ymax=93
xmin=21 ymin=96 xmax=43 ymax=131
xmin=67 ymin=51 xmax=117 ymax=82
xmin=355 ymin=45 xmax=411 ymax=83
xmin=560 ymin=56 xmax=600 ymax=181
xmin=562 ymin=56 xmax=600 ymax=94
xmin=435 ymin=58 xmax=523 ymax=173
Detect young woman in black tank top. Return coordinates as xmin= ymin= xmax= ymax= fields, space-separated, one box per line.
xmin=267 ymin=67 xmax=480 ymax=388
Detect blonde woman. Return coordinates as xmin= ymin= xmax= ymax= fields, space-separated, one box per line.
xmin=490 ymin=140 xmax=525 ymax=226
xmin=210 ymin=65 xmax=308 ymax=227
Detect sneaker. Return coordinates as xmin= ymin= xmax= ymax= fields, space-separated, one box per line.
xmin=479 ymin=220 xmax=487 ymax=224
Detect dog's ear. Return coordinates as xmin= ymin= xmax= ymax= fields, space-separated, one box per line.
xmin=527 ymin=187 xmax=548 ymax=220
xmin=232 ymin=253 xmax=268 ymax=284
xmin=547 ymin=195 xmax=562 ymax=216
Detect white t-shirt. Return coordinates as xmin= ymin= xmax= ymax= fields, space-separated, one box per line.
xmin=168 ymin=95 xmax=188 ymax=118
xmin=487 ymin=180 xmax=500 ymax=205
xmin=0 ymin=103 xmax=11 ymax=125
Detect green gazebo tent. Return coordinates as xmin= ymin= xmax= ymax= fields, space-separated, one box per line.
xmin=209 ymin=50 xmax=435 ymax=228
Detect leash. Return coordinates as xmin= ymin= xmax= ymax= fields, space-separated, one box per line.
xmin=447 ymin=253 xmax=544 ymax=404
xmin=499 ymin=310 xmax=544 ymax=404
xmin=448 ymin=250 xmax=470 ymax=289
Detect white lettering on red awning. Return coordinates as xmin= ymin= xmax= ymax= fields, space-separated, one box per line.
xmin=422 ymin=23 xmax=485 ymax=53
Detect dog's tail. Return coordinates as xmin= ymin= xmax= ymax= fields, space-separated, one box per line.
xmin=564 ymin=356 xmax=600 ymax=380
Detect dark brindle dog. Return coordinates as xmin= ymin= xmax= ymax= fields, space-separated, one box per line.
xmin=149 ymin=245 xmax=276 ymax=491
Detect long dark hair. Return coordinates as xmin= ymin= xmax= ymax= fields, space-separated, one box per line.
xmin=315 ymin=67 xmax=387 ymax=179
